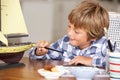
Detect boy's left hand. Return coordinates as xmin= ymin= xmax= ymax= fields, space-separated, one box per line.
xmin=69 ymin=56 xmax=92 ymax=66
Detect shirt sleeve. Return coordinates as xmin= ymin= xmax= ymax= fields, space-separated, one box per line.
xmin=92 ymin=56 xmax=106 ymax=67
xmin=29 ymin=46 xmax=44 ymax=60
xmin=92 ymin=41 xmax=108 ymax=67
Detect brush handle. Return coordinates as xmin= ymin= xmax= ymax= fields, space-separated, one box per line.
xmin=108 ymin=40 xmax=113 ymax=52
xmin=45 ymin=47 xmax=63 ymax=53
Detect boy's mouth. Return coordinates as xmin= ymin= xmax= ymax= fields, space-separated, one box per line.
xmin=69 ymin=38 xmax=76 ymax=41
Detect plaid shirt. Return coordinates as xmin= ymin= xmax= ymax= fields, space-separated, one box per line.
xmin=29 ymin=35 xmax=109 ymax=67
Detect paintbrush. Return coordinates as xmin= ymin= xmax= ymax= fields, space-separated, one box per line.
xmin=30 ymin=42 xmax=64 ymax=53
xmin=104 ymin=28 xmax=114 ymax=52
xmin=45 ymin=47 xmax=63 ymax=53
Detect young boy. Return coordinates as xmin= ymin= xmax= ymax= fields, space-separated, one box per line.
xmin=29 ymin=0 xmax=109 ymax=67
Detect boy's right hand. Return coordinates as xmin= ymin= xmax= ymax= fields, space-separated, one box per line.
xmin=35 ymin=41 xmax=50 ymax=56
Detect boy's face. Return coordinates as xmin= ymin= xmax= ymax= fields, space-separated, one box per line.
xmin=67 ymin=22 xmax=92 ymax=49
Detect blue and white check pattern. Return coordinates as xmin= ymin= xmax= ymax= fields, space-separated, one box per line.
xmin=29 ymin=35 xmax=109 ymax=67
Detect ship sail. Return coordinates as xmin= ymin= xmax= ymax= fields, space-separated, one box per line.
xmin=0 ymin=0 xmax=28 ymax=45
xmin=0 ymin=32 xmax=8 ymax=45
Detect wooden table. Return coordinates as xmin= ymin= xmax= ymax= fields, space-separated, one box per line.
xmin=0 ymin=57 xmax=110 ymax=80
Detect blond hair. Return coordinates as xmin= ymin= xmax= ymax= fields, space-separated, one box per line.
xmin=68 ymin=0 xmax=109 ymax=40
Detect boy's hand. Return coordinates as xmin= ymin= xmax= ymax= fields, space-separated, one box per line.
xmin=35 ymin=41 xmax=50 ymax=56
xmin=69 ymin=56 xmax=92 ymax=66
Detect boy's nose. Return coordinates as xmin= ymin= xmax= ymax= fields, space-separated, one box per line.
xmin=68 ymin=29 xmax=74 ymax=36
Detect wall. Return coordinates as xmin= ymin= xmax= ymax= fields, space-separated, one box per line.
xmin=19 ymin=0 xmax=120 ymax=42
xmin=19 ymin=0 xmax=79 ymax=43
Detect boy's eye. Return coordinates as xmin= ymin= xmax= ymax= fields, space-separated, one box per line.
xmin=75 ymin=31 xmax=79 ymax=34
xmin=75 ymin=30 xmax=80 ymax=34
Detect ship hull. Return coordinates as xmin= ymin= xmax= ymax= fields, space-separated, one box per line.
xmin=0 ymin=51 xmax=24 ymax=64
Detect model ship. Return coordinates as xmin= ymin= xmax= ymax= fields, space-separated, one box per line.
xmin=0 ymin=0 xmax=34 ymax=64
